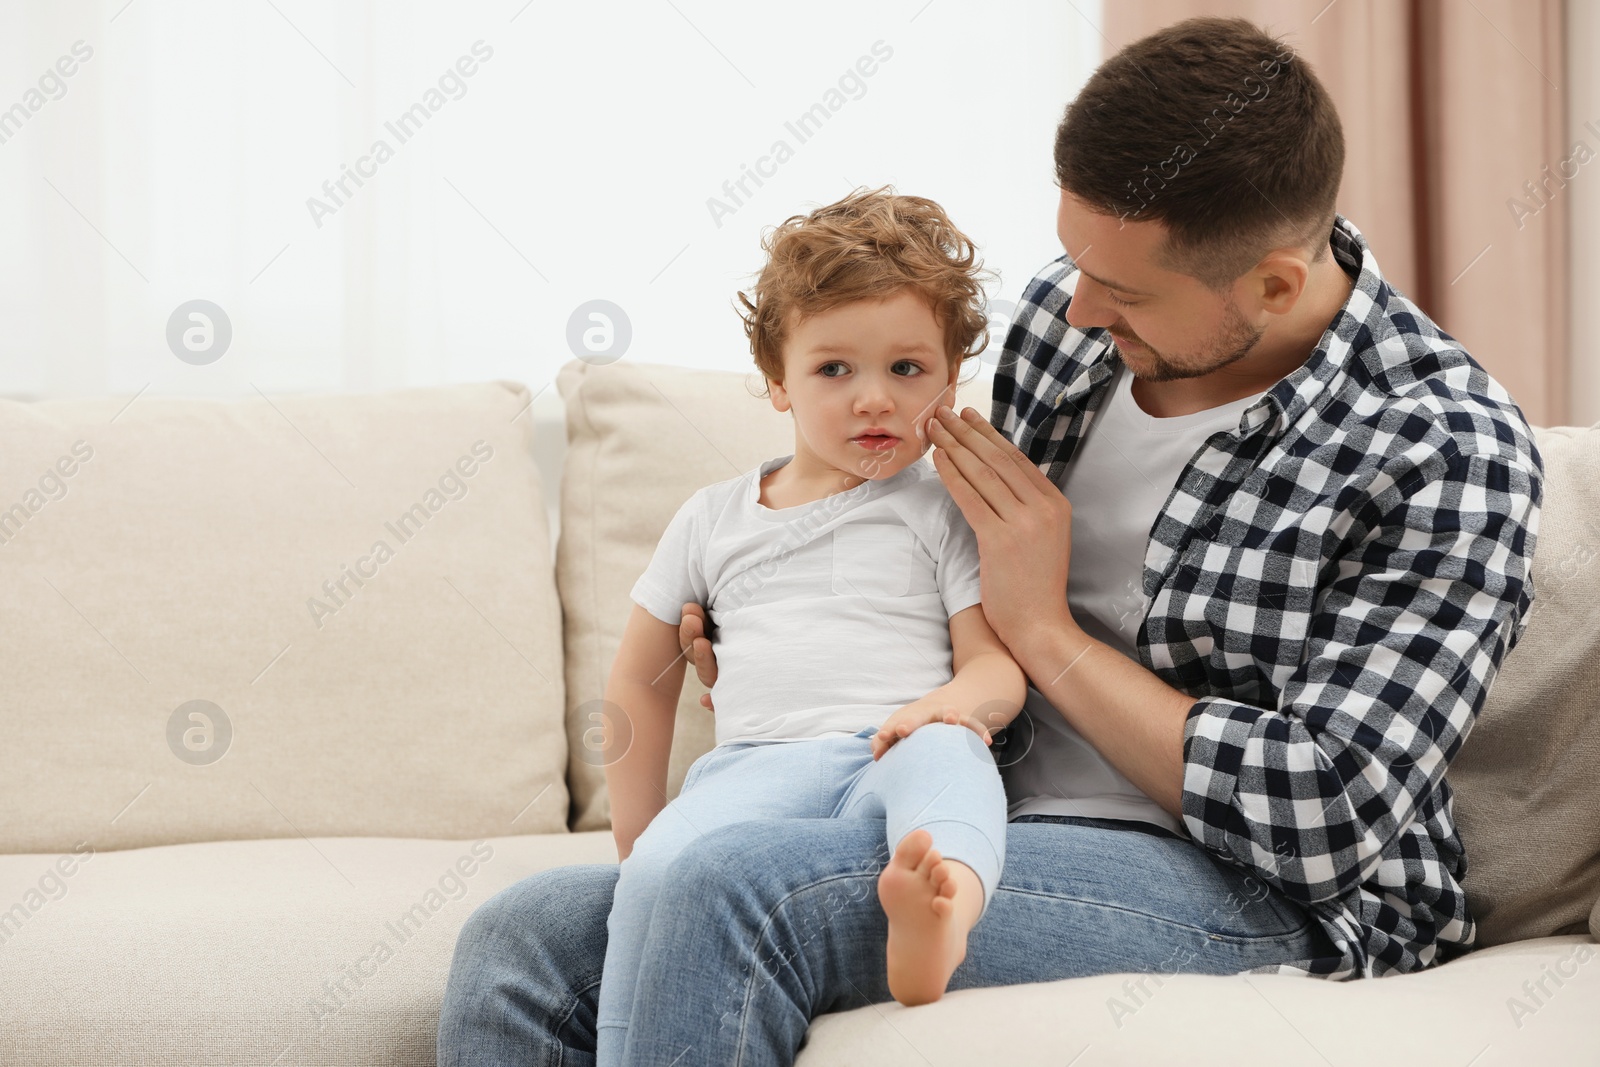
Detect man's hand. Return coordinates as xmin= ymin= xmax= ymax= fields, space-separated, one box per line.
xmin=871 ymin=693 xmax=1003 ymax=760
xmin=679 ymin=602 xmax=718 ymax=713
xmin=925 ymin=405 xmax=1076 ymax=657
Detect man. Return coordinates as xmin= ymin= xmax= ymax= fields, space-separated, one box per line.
xmin=439 ymin=16 xmax=1542 ymax=1066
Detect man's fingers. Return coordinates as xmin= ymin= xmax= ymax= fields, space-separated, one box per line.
xmin=679 ymin=603 xmax=719 ymax=690
xmin=679 ymin=602 xmax=714 ymax=643
xmin=937 ymin=407 xmax=1054 ymax=494
xmin=692 ymin=636 xmax=718 ymax=689
xmin=928 ymin=407 xmax=1050 ymax=522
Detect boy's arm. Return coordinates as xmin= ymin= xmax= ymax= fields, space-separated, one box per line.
xmin=872 ymin=603 xmax=1028 ymax=758
xmin=604 ymin=603 xmax=692 ymax=860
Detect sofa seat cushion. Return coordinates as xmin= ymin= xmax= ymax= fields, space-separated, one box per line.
xmin=0 ymin=832 xmax=617 ymax=1066
xmin=798 ymin=935 xmax=1600 ymax=1065
xmin=5 ymin=833 xmax=1590 ymax=1065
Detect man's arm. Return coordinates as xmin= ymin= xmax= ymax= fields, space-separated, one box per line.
xmin=1175 ymin=446 xmax=1539 ymax=903
xmin=605 ymin=603 xmax=691 ymax=860
xmin=1007 ymin=624 xmax=1191 ymax=816
xmin=922 ymin=400 xmax=1194 ymax=809
xmin=1012 ymin=446 xmax=1539 ymax=904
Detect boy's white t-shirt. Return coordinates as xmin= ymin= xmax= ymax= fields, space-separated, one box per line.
xmin=1004 ymin=360 xmax=1265 ymax=833
xmin=630 ymin=453 xmax=984 ymax=746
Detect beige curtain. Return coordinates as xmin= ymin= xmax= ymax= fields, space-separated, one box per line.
xmin=1100 ymin=0 xmax=1569 ymax=428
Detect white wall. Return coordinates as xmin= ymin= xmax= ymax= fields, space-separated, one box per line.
xmin=0 ymin=0 xmax=1101 ymax=407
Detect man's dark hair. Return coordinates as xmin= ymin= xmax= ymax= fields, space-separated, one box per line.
xmin=1054 ymin=17 xmax=1344 ymax=288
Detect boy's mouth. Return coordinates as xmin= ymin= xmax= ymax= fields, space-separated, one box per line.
xmin=851 ymin=434 xmax=900 ymax=451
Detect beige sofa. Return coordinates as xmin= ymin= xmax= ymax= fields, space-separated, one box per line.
xmin=0 ymin=359 xmax=1595 ymax=1066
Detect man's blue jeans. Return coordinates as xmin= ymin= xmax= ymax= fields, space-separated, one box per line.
xmin=438 ymin=815 xmax=1336 ymax=1067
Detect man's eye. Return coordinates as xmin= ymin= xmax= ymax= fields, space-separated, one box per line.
xmin=1107 ymin=293 xmax=1136 ymax=308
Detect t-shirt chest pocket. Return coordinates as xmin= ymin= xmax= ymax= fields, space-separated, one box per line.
xmin=831 ymin=524 xmax=916 ymax=597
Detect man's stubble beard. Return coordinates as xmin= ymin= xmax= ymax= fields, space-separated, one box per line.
xmin=1115 ymin=299 xmax=1265 ymax=384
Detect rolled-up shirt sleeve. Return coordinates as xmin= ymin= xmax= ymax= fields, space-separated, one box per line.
xmin=1180 ymin=444 xmax=1541 ymax=904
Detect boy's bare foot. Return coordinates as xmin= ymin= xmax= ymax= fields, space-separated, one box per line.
xmin=877 ymin=829 xmax=983 ymax=1006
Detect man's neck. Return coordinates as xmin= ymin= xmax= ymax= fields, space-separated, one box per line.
xmin=1133 ymin=253 xmax=1357 ymax=418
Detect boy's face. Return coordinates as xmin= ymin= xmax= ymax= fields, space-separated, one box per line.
xmin=768 ymin=288 xmax=959 ymax=482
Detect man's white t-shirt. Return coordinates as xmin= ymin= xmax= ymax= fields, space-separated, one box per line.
xmin=1005 ymin=360 xmax=1266 ymax=833
xmin=630 ymin=454 xmax=984 ymax=746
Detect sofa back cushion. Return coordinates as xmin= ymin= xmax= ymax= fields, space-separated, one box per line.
xmin=1451 ymin=423 xmax=1600 ymax=946
xmin=0 ymin=382 xmax=569 ymax=853
xmin=556 ymin=358 xmax=995 ymax=831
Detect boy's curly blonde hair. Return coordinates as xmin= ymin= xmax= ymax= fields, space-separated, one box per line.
xmin=738 ymin=187 xmax=994 ymax=388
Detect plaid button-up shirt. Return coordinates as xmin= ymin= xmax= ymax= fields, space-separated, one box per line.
xmin=990 ymin=215 xmax=1543 ymax=978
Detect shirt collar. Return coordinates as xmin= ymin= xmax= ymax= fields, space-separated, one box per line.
xmin=1249 ymin=213 xmax=1379 ymax=440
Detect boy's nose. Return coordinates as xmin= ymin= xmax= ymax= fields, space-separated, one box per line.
xmin=853 ymin=390 xmax=893 ymax=414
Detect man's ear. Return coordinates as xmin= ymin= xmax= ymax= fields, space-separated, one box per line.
xmin=1250 ymin=249 xmax=1312 ymax=316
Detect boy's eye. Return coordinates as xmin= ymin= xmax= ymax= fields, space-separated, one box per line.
xmin=818 ymin=361 xmax=924 ymax=377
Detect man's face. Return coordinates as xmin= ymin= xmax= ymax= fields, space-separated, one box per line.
xmin=1056 ymin=190 xmax=1264 ymax=382
xmin=768 ymin=288 xmax=959 ymax=482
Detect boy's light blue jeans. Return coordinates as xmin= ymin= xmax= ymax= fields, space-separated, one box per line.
xmin=595 ymin=723 xmax=1006 ymax=1067
xmin=438 ymin=793 xmax=1337 ymax=1067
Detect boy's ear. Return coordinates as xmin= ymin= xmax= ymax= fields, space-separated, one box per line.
xmin=768 ymin=378 xmax=791 ymax=413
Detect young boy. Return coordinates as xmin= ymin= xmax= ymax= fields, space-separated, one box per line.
xmin=596 ymin=188 xmax=1026 ymax=1064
